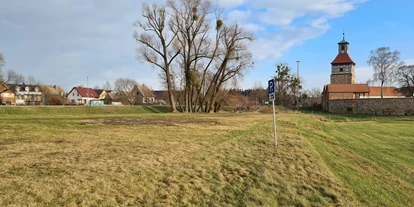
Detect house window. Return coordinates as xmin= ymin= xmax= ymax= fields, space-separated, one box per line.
xmin=73 ymin=93 xmax=74 ymax=96
xmin=77 ymin=93 xmax=79 ymax=96
xmin=137 ymin=92 xmax=140 ymax=95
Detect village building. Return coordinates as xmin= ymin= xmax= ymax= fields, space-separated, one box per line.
xmin=131 ymin=84 xmax=155 ymax=105
xmin=322 ymin=33 xmax=412 ymax=114
xmin=67 ymin=86 xmax=98 ymax=105
xmin=0 ymin=82 xmax=15 ymax=105
xmin=7 ymin=84 xmax=43 ymax=105
xmin=153 ymin=90 xmax=168 ymax=105
xmin=39 ymin=85 xmax=66 ymax=105
xmin=95 ymin=89 xmax=115 ymax=105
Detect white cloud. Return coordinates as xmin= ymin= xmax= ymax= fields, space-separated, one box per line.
xmin=223 ymin=0 xmax=366 ymax=61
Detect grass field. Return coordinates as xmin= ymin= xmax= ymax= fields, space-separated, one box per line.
xmin=0 ymin=106 xmax=413 ymax=206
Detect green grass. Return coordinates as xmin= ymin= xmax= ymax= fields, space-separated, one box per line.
xmin=0 ymin=107 xmax=413 ymax=206
xmin=0 ymin=105 xmax=171 ymax=118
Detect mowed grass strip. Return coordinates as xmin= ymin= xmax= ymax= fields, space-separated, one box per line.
xmin=300 ymin=114 xmax=414 ymax=207
xmin=0 ymin=112 xmax=359 ymax=206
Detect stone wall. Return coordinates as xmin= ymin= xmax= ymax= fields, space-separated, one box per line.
xmin=328 ymin=98 xmax=414 ymax=115
xmin=330 ymin=74 xmax=355 ymax=84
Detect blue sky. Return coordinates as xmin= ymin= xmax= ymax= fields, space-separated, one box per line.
xmin=0 ymin=0 xmax=413 ymax=91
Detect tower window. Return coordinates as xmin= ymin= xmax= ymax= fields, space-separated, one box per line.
xmin=339 ymin=67 xmax=344 ymax=72
xmin=341 ymin=45 xmax=345 ymax=52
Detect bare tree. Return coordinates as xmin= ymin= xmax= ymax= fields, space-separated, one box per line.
xmin=114 ymin=78 xmax=138 ymax=105
xmin=93 ymin=84 xmax=101 ymax=90
xmin=26 ymin=75 xmax=38 ymax=85
xmin=102 ymin=81 xmax=112 ymax=90
xmin=204 ymin=23 xmax=254 ymax=112
xmin=367 ymin=47 xmax=403 ymax=98
xmin=168 ymin=0 xmax=212 ymax=113
xmin=134 ymin=0 xmax=254 ymax=113
xmin=302 ymin=88 xmax=322 ymax=107
xmin=134 ymin=3 xmax=180 ymax=112
xmin=6 ymin=69 xmax=25 ymax=84
xmin=395 ymin=64 xmax=414 ymax=95
xmin=0 ymin=53 xmax=5 ymax=82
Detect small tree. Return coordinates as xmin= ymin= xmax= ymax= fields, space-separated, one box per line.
xmin=114 ymin=78 xmax=138 ymax=105
xmin=102 ymin=81 xmax=112 ymax=90
xmin=273 ymin=62 xmax=301 ymax=106
xmin=26 ymin=75 xmax=38 ymax=85
xmin=367 ymin=47 xmax=402 ymax=98
xmin=395 ymin=64 xmax=414 ymax=96
xmin=0 ymin=53 xmax=5 ymax=82
xmin=5 ymin=69 xmax=25 ymax=84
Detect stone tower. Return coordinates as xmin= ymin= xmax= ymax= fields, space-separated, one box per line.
xmin=330 ymin=32 xmax=356 ymax=84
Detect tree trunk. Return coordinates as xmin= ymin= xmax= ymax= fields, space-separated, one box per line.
xmin=165 ymin=68 xmax=177 ymax=113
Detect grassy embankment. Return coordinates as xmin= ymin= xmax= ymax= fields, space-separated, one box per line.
xmin=0 ymin=106 xmax=412 ymax=206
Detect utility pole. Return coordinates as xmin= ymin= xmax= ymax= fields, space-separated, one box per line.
xmin=87 ymin=77 xmax=89 ymax=105
xmin=296 ymin=60 xmax=300 ymax=112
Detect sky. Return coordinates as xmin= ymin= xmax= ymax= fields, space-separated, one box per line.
xmin=1 ymin=0 xmax=413 ymax=92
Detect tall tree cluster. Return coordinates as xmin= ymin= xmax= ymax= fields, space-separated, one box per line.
xmin=134 ymin=0 xmax=254 ymax=113
xmin=272 ymin=62 xmax=302 ymax=106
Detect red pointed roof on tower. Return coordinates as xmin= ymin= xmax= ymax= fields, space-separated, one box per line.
xmin=331 ymin=53 xmax=355 ymax=65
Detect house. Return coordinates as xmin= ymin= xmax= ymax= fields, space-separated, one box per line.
xmin=153 ymin=90 xmax=168 ymax=105
xmin=0 ymin=82 xmax=15 ymax=105
xmin=95 ymin=89 xmax=115 ymax=105
xmin=67 ymin=86 xmax=98 ymax=105
xmin=39 ymin=85 xmax=66 ymax=105
xmin=7 ymin=84 xmax=43 ymax=105
xmin=131 ymin=84 xmax=155 ymax=105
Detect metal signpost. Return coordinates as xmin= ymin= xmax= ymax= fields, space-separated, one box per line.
xmin=268 ymin=79 xmax=277 ymax=146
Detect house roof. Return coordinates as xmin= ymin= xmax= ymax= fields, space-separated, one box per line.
xmin=0 ymin=82 xmax=9 ymax=94
xmin=7 ymin=84 xmax=43 ymax=93
xmin=135 ymin=84 xmax=154 ymax=97
xmin=95 ymin=89 xmax=113 ymax=96
xmin=73 ymin=87 xmax=98 ymax=98
xmin=324 ymin=84 xmax=370 ymax=93
xmin=41 ymin=85 xmax=65 ymax=96
xmin=368 ymin=86 xmax=404 ymax=97
xmin=94 ymin=89 xmax=105 ymax=96
xmin=331 ymin=53 xmax=355 ymax=65
xmin=153 ymin=90 xmax=167 ymax=99
xmin=338 ymin=39 xmax=349 ymax=44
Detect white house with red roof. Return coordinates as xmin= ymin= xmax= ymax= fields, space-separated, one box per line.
xmin=67 ymin=86 xmax=99 ymax=105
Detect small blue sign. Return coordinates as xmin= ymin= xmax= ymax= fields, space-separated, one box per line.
xmin=268 ymin=79 xmax=275 ymax=94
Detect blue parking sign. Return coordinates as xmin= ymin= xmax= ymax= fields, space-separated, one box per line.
xmin=268 ymin=79 xmax=275 ymax=94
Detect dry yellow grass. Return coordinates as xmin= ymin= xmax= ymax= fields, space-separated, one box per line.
xmin=0 ymin=110 xmax=412 ymax=206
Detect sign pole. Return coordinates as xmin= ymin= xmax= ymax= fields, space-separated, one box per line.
xmin=268 ymin=79 xmax=277 ymax=147
xmin=272 ymin=99 xmax=277 ymax=146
